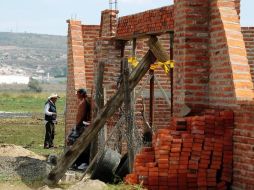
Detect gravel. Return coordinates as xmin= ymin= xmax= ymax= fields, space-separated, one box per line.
xmin=0 ymin=144 xmax=51 ymax=182
xmin=0 ymin=144 xmax=107 ymax=190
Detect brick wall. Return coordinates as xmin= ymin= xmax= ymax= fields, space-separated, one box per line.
xmin=65 ymin=22 xmax=100 ymax=137
xmin=116 ymin=6 xmax=174 ymax=39
xmin=242 ymin=27 xmax=254 ymax=84
xmin=235 ymin=0 xmax=240 ymax=18
xmin=233 ymin=101 xmax=254 ymax=190
xmin=66 ymin=1 xmax=254 ymax=188
xmin=82 ymin=25 xmax=100 ymax=91
xmin=65 ymin=20 xmax=87 ymax=138
xmin=209 ymin=0 xmax=253 ymax=104
xmin=173 ymin=0 xmax=210 ymax=115
xmin=174 ymin=0 xmax=254 ymax=189
xmin=100 ymin=10 xmax=118 ymax=37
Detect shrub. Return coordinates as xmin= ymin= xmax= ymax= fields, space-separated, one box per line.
xmin=28 ymin=77 xmax=42 ymax=93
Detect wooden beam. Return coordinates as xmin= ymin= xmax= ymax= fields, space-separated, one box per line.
xmin=148 ymin=36 xmax=170 ymax=62
xmin=45 ymin=37 xmax=157 ymax=185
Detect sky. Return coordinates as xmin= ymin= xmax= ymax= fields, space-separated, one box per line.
xmin=0 ymin=0 xmax=253 ymax=36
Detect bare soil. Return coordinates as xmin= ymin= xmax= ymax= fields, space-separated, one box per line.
xmin=0 ymin=144 xmax=107 ymax=190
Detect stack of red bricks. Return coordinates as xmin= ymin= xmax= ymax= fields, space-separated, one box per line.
xmin=125 ymin=109 xmax=233 ymax=190
xmin=116 ymin=6 xmax=174 ymax=39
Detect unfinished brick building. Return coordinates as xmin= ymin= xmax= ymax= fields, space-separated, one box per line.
xmin=64 ymin=0 xmax=254 ymax=189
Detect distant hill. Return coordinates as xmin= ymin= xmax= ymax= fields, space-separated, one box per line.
xmin=0 ymin=32 xmax=67 ymax=77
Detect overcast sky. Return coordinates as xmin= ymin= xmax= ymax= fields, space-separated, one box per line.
xmin=0 ymin=0 xmax=253 ymax=36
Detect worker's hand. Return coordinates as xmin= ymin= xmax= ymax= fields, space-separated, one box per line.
xmin=83 ymin=121 xmax=90 ymax=126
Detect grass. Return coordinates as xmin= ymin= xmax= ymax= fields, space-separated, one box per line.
xmin=0 ymin=91 xmax=66 ymax=156
xmin=0 ymin=91 xmax=66 ymax=113
xmin=106 ymin=183 xmax=144 ymax=190
xmin=0 ymin=114 xmax=65 ymax=156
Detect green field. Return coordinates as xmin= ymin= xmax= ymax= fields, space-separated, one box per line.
xmin=0 ymin=92 xmax=66 ymax=113
xmin=0 ymin=91 xmax=66 ymax=156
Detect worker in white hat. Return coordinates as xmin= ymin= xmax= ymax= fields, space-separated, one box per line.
xmin=44 ymin=93 xmax=60 ymax=149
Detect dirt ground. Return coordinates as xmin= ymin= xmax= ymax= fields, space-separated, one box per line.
xmin=0 ymin=144 xmax=107 ymax=190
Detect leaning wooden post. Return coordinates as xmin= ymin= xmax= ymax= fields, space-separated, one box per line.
xmin=123 ymin=58 xmax=135 ymax=172
xmin=45 ymin=46 xmax=157 ymax=185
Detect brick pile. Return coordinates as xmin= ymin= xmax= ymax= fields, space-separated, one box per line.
xmin=125 ymin=109 xmax=233 ymax=190
xmin=116 ymin=6 xmax=174 ymax=39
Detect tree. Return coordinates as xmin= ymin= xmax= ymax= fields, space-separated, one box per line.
xmin=28 ymin=77 xmax=42 ymax=92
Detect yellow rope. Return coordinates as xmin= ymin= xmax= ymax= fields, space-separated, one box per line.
xmin=128 ymin=57 xmax=139 ymax=68
xmin=150 ymin=60 xmax=174 ymax=74
xmin=128 ymin=57 xmax=174 ymax=74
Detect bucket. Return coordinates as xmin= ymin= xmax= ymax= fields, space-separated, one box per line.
xmin=90 ymin=148 xmax=121 ymax=183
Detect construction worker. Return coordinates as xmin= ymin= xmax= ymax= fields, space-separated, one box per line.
xmin=67 ymin=88 xmax=91 ymax=170
xmin=44 ymin=93 xmax=60 ymax=149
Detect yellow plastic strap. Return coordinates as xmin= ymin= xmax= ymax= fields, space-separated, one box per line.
xmin=151 ymin=60 xmax=174 ymax=74
xmin=150 ymin=64 xmax=158 ymax=70
xmin=128 ymin=57 xmax=139 ymax=68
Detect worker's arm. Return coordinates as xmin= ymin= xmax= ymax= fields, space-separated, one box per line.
xmin=44 ymin=103 xmax=56 ymax=116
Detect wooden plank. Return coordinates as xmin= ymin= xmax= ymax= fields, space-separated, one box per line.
xmin=45 ymin=37 xmax=157 ymax=185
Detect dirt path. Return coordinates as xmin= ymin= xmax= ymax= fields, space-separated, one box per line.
xmin=0 ymin=182 xmax=34 ymax=190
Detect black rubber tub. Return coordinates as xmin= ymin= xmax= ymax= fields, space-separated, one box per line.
xmin=90 ymin=148 xmax=121 ymax=183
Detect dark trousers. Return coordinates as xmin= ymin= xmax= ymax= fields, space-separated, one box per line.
xmin=72 ymin=125 xmax=91 ymax=166
xmin=74 ymin=143 xmax=91 ymax=166
xmin=44 ymin=121 xmax=55 ymax=148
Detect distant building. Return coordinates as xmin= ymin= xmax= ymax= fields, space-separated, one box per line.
xmin=0 ymin=75 xmax=29 ymax=84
